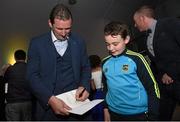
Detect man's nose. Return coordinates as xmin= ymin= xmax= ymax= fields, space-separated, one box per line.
xmin=61 ymin=30 xmax=67 ymax=36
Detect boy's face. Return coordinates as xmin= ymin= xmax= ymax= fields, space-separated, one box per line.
xmin=104 ymin=35 xmax=129 ymax=56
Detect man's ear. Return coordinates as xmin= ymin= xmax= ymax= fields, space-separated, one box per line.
xmin=125 ymin=36 xmax=130 ymax=44
xmin=48 ymin=19 xmax=52 ymax=28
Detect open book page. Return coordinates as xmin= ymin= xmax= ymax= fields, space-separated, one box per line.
xmin=68 ymin=99 xmax=104 ymax=115
xmin=56 ymin=89 xmax=104 ymax=115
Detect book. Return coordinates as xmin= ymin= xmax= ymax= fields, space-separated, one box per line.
xmin=56 ymin=89 xmax=104 ymax=115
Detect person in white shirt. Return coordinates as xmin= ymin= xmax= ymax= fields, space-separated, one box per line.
xmin=89 ymin=55 xmax=104 ymax=121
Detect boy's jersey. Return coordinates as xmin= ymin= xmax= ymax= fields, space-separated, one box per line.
xmin=102 ymin=49 xmax=160 ymax=115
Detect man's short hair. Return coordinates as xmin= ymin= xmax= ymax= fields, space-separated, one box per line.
xmin=49 ymin=4 xmax=72 ymax=24
xmin=135 ymin=5 xmax=155 ymax=18
xmin=14 ymin=49 xmax=26 ymax=60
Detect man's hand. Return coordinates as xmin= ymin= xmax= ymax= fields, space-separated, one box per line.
xmin=48 ymin=96 xmax=71 ymax=115
xmin=162 ymin=73 xmax=174 ymax=85
xmin=75 ymin=86 xmax=89 ymax=101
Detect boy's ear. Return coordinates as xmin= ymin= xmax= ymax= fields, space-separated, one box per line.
xmin=125 ymin=36 xmax=130 ymax=44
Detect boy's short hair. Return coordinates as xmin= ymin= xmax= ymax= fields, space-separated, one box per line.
xmin=104 ymin=21 xmax=130 ymax=39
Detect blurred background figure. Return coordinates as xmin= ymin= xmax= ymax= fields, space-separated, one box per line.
xmin=0 ymin=63 xmax=11 ymax=120
xmin=133 ymin=5 xmax=180 ymax=121
xmin=89 ymin=55 xmax=104 ymax=121
xmin=4 ymin=49 xmax=32 ymax=121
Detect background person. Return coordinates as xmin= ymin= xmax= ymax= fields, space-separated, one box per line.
xmin=0 ymin=63 xmax=11 ymax=120
xmin=89 ymin=55 xmax=104 ymax=121
xmin=4 ymin=49 xmax=32 ymax=121
xmin=133 ymin=5 xmax=180 ymax=120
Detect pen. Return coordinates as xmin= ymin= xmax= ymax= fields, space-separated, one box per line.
xmin=79 ymin=88 xmax=86 ymax=97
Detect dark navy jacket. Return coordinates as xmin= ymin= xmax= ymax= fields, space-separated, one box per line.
xmin=26 ymin=32 xmax=91 ymax=119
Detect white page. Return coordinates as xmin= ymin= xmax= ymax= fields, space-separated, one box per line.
xmin=56 ymin=89 xmax=104 ymax=115
xmin=68 ymin=99 xmax=104 ymax=115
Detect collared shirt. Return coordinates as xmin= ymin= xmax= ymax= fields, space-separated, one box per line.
xmin=147 ymin=20 xmax=157 ymax=56
xmin=51 ymin=31 xmax=68 ymax=56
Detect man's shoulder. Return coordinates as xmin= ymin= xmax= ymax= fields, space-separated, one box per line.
xmin=158 ymin=17 xmax=179 ymax=26
xmin=69 ymin=33 xmax=84 ymax=42
xmin=30 ymin=32 xmax=51 ymax=43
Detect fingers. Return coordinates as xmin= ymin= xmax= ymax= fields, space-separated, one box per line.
xmin=48 ymin=96 xmax=70 ymax=116
xmin=76 ymin=88 xmax=89 ymax=101
xmin=162 ymin=73 xmax=174 ymax=84
xmin=162 ymin=79 xmax=173 ymax=84
xmin=75 ymin=87 xmax=84 ymax=100
xmin=59 ymin=100 xmax=71 ymax=115
xmin=63 ymin=102 xmax=72 ymax=110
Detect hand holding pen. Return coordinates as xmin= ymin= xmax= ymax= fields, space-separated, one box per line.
xmin=75 ymin=87 xmax=89 ymax=101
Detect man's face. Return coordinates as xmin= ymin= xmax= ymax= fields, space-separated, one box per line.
xmin=104 ymin=35 xmax=129 ymax=56
xmin=49 ymin=18 xmax=72 ymax=40
xmin=133 ymin=13 xmax=147 ymax=32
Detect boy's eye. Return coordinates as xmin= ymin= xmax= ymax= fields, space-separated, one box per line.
xmin=106 ymin=42 xmax=120 ymax=47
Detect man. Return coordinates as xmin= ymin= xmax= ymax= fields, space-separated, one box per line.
xmin=26 ymin=4 xmax=91 ymax=120
xmin=133 ymin=5 xmax=180 ymax=120
xmin=4 ymin=50 xmax=32 ymax=120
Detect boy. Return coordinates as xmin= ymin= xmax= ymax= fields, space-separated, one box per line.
xmin=102 ymin=21 xmax=160 ymax=121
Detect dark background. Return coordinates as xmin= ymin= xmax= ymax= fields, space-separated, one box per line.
xmin=0 ymin=0 xmax=180 ymax=66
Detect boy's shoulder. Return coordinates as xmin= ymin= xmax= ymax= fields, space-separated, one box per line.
xmin=102 ymin=55 xmax=112 ymax=65
xmin=126 ymin=49 xmax=150 ymax=65
xmin=126 ymin=49 xmax=141 ymax=55
xmin=126 ymin=49 xmax=144 ymax=58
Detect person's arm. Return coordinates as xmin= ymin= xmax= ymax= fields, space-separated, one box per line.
xmin=135 ymin=54 xmax=160 ymax=120
xmin=0 ymin=64 xmax=11 ymax=77
xmin=101 ymin=58 xmax=111 ymax=121
xmin=168 ymin=18 xmax=180 ymax=46
xmin=104 ymin=108 xmax=111 ymax=122
xmin=26 ymin=39 xmax=53 ymax=109
xmin=78 ymin=39 xmax=91 ymax=93
xmin=90 ymin=79 xmax=96 ymax=91
xmin=102 ymin=69 xmax=111 ymax=122
xmin=155 ymin=18 xmax=180 ymax=82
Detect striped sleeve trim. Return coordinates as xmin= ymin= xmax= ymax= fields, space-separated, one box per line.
xmin=126 ymin=50 xmax=160 ymax=98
